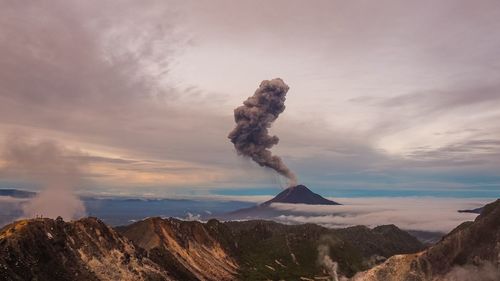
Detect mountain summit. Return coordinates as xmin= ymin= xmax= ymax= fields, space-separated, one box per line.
xmin=262 ymin=184 xmax=340 ymax=206
xmin=226 ymin=184 xmax=341 ymax=219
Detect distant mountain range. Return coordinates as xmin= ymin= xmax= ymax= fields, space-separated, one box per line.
xmin=0 ymin=189 xmax=256 ymax=226
xmin=0 ymin=188 xmax=487 ymax=247
xmin=1 ymin=199 xmax=499 ymax=280
xmin=0 ymin=189 xmax=35 ymax=198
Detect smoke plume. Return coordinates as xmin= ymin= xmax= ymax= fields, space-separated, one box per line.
xmin=443 ymin=262 xmax=500 ymax=281
xmin=228 ymin=78 xmax=297 ymax=186
xmin=1 ymin=134 xmax=86 ymax=220
xmin=317 ymin=244 xmax=339 ymax=281
xmin=317 ymin=244 xmax=349 ymax=281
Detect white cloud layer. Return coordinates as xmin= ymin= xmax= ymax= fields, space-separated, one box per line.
xmin=269 ymin=197 xmax=490 ymax=233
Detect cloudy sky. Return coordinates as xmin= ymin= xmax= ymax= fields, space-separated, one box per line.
xmin=1 ymin=0 xmax=499 ymax=199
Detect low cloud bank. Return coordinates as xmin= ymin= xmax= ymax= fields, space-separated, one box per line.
xmin=270 ymin=197 xmax=490 ymax=233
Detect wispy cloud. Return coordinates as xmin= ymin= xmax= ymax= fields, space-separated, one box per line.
xmin=377 ymin=84 xmax=500 ymax=113
xmin=1 ymin=1 xmax=500 ymax=195
xmin=0 ymin=0 xmax=268 ymax=191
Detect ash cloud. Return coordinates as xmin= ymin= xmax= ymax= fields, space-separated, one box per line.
xmin=1 ymin=135 xmax=86 ymax=220
xmin=228 ymin=78 xmax=297 ymax=186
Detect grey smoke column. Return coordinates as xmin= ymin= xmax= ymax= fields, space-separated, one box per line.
xmin=228 ymin=78 xmax=297 ymax=186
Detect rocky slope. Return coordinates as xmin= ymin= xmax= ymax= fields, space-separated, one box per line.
xmin=352 ymin=199 xmax=500 ymax=281
xmin=120 ymin=218 xmax=424 ymax=280
xmin=118 ymin=218 xmax=238 ymax=281
xmin=0 ymin=215 xmax=424 ymax=281
xmin=0 ymin=217 xmax=171 ymax=281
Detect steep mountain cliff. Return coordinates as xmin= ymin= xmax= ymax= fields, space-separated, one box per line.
xmin=118 ymin=218 xmax=238 ymax=281
xmin=0 ymin=217 xmax=171 ymax=281
xmin=0 ymin=215 xmax=424 ymax=281
xmin=6 ymin=200 xmax=495 ymax=281
xmin=119 ymin=218 xmax=423 ymax=280
xmin=352 ymin=199 xmax=500 ymax=281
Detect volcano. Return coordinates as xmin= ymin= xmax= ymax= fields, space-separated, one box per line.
xmin=225 ymin=184 xmax=340 ymax=220
xmin=261 ymin=184 xmax=340 ymax=206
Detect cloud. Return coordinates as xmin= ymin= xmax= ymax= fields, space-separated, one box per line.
xmin=0 ymin=196 xmax=28 ymax=204
xmin=1 ymin=134 xmax=86 ymax=220
xmin=405 ymin=139 xmax=500 ymax=164
xmin=377 ymin=83 xmax=500 ymax=113
xmin=1 ymin=0 xmax=500 ymax=195
xmin=269 ymin=197 xmax=490 ymax=233
xmin=0 ymin=0 xmax=268 ymax=190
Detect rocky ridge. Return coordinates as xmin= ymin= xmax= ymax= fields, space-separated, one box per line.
xmin=352 ymin=199 xmax=500 ymax=281
xmin=0 ymin=215 xmax=425 ymax=280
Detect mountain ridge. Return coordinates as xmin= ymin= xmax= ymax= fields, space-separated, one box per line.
xmin=0 ymin=216 xmax=424 ymax=280
xmin=2 ymin=199 xmax=498 ymax=281
xmin=352 ymin=199 xmax=500 ymax=281
xmin=0 ymin=217 xmax=171 ymax=281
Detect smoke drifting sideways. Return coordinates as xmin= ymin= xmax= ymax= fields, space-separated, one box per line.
xmin=228 ymin=78 xmax=297 ymax=186
xmin=1 ymin=135 xmax=86 ymax=220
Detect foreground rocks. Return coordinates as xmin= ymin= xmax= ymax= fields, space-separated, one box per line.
xmin=352 ymin=199 xmax=500 ymax=281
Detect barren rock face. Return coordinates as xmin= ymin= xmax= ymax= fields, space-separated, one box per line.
xmin=0 ymin=217 xmax=171 ymax=281
xmin=119 ymin=217 xmax=424 ymax=280
xmin=120 ymin=217 xmax=238 ymax=281
xmin=0 ymin=212 xmax=433 ymax=281
xmin=352 ymin=199 xmax=500 ymax=281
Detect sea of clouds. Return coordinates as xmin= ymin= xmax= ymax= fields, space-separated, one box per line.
xmin=269 ymin=197 xmax=490 ymax=233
